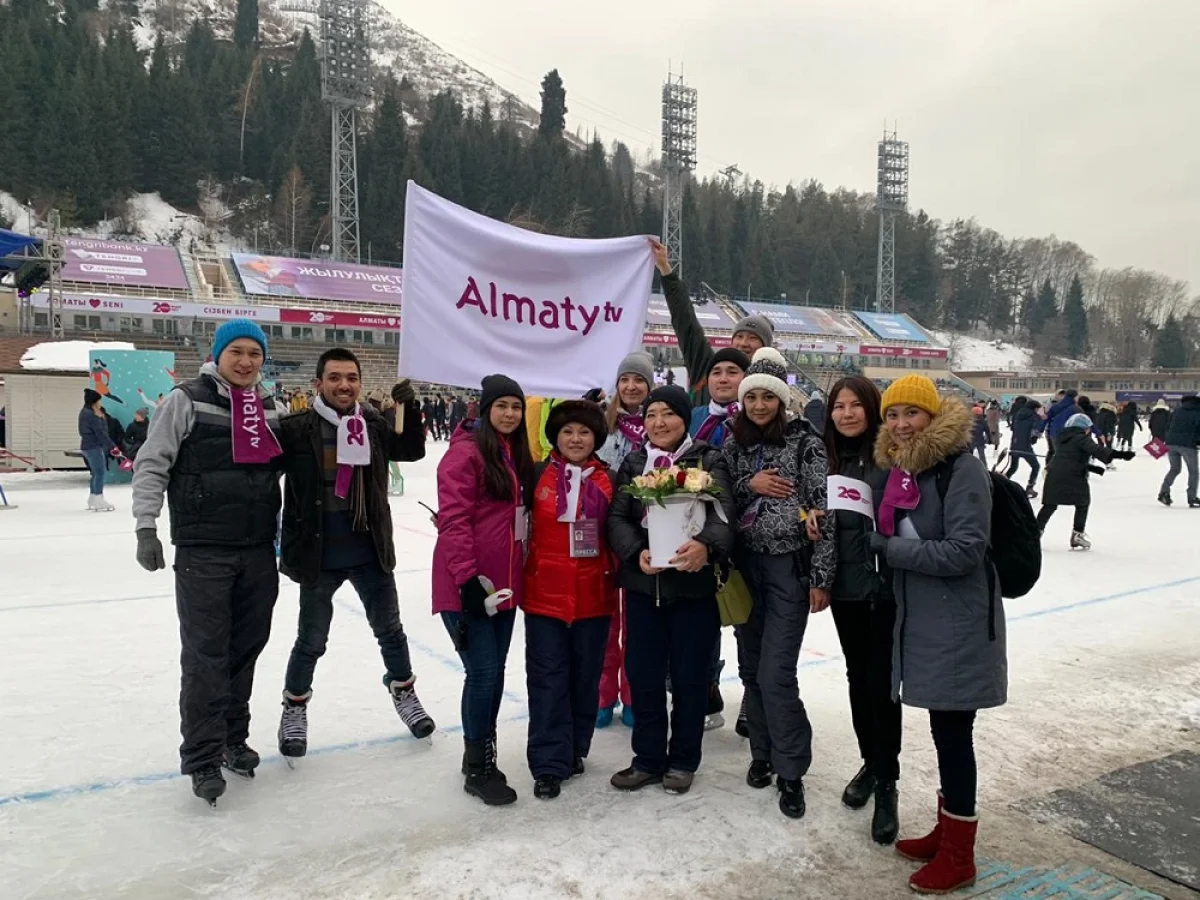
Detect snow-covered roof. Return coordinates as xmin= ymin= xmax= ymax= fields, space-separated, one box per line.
xmin=19 ymin=341 xmax=137 ymax=372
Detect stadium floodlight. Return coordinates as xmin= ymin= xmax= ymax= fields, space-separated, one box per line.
xmin=875 ymin=127 xmax=909 ymax=314
xmin=661 ymin=71 xmax=697 ymax=277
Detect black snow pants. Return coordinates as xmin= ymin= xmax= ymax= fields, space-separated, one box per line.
xmin=175 ymin=543 xmax=279 ymax=774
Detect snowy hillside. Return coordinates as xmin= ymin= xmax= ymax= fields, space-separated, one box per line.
xmin=933 ymin=331 xmax=1033 ymax=371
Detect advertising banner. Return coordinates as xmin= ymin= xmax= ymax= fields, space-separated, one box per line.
xmin=88 ymin=349 xmax=177 ymax=483
xmin=231 ymin=253 xmax=404 ymax=305
xmin=645 ymin=294 xmax=736 ymax=329
xmin=399 ymin=182 xmax=653 ymax=396
xmin=860 ymin=344 xmax=948 ymax=360
xmin=734 ymin=301 xmax=859 ymax=337
xmin=62 ymin=238 xmax=189 ymax=291
xmin=33 ymin=292 xmax=282 ymax=321
xmin=853 ymin=311 xmax=931 ymax=344
xmin=277 ymin=308 xmax=401 ymax=329
xmin=640 ymin=332 xmax=732 ymax=348
xmin=775 ymin=338 xmax=859 ymax=355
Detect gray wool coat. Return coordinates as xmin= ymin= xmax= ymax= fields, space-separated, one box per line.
xmin=874 ymin=397 xmax=1008 ymax=711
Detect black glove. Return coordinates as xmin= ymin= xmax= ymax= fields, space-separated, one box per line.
xmin=1112 ymin=450 xmax=1135 ymax=461
xmin=136 ymin=528 xmax=166 ymax=572
xmin=865 ymin=531 xmax=889 ymax=558
xmin=391 ymin=379 xmax=415 ymax=406
xmin=1087 ymin=464 xmax=1107 ymax=476
xmin=459 ymin=576 xmax=490 ymax=618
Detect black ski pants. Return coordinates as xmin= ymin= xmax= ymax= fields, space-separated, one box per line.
xmin=175 ymin=543 xmax=279 ymax=774
xmin=1036 ymin=503 xmax=1088 ymax=533
xmin=1005 ymin=450 xmax=1040 ymax=486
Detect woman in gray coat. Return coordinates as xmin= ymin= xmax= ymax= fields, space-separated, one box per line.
xmin=866 ymin=374 xmax=1006 ymax=896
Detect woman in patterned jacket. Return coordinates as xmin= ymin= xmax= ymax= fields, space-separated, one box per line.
xmin=723 ymin=348 xmax=837 ymax=820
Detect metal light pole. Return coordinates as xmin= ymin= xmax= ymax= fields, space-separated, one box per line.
xmin=320 ymin=0 xmax=370 ymax=263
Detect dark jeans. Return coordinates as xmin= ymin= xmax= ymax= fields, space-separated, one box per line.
xmin=1036 ymin=503 xmax=1088 ymax=533
xmin=929 ymin=710 xmax=977 ymax=817
xmin=737 ymin=551 xmax=813 ymax=781
xmin=974 ymin=444 xmax=988 ymax=465
xmin=441 ymin=609 xmax=516 ymax=742
xmin=625 ymin=590 xmax=720 ymax=775
xmin=175 ymin=543 xmax=278 ymax=774
xmin=81 ymin=447 xmax=107 ymax=494
xmin=525 ymin=613 xmax=610 ymax=779
xmin=284 ymin=560 xmax=413 ymax=696
xmin=830 ymin=597 xmax=902 ymax=782
xmin=1005 ymin=450 xmax=1040 ymax=486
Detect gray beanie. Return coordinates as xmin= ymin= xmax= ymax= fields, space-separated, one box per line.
xmin=616 ymin=351 xmax=654 ymax=386
xmin=732 ymin=314 xmax=774 ymax=347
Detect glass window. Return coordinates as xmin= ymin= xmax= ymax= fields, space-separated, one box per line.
xmin=74 ymin=315 xmax=89 ymax=330
xmin=34 ymin=312 xmax=48 ymax=328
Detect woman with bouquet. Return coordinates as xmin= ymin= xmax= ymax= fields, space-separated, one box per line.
xmin=606 ymin=385 xmax=736 ymax=795
xmin=723 ymin=348 xmax=836 ymax=819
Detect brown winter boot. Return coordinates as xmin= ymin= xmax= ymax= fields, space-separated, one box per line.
xmin=895 ymin=792 xmax=944 ymax=862
xmin=908 ymin=809 xmax=978 ymax=894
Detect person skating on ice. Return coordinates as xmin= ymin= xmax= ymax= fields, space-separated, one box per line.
xmin=1004 ymin=399 xmax=1044 ymax=498
xmin=78 ymin=388 xmax=120 ymax=511
xmin=1038 ymin=413 xmax=1134 ymax=549
xmin=131 ymin=318 xmax=284 ymax=806
xmin=1158 ymin=393 xmax=1200 ymax=507
xmin=275 ymin=349 xmax=434 ymax=766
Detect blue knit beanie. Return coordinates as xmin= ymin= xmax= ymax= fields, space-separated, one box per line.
xmin=212 ymin=318 xmax=268 ymax=362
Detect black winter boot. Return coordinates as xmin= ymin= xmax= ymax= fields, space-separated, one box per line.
xmin=778 ymin=777 xmax=807 ymax=819
xmin=463 ymin=738 xmax=517 ymax=806
xmin=841 ymin=763 xmax=876 ymax=809
xmin=460 ymin=731 xmax=508 ymax=785
xmin=871 ymin=780 xmax=900 ymax=845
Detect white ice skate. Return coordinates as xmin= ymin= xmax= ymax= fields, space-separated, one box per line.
xmin=87 ymin=494 xmax=115 ymax=512
xmin=1070 ymin=531 xmax=1091 ymax=551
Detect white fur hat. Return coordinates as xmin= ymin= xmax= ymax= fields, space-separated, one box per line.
xmin=738 ymin=347 xmax=790 ymax=405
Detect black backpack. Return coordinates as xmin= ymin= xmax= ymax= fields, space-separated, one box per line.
xmin=934 ymin=453 xmax=1042 ymax=635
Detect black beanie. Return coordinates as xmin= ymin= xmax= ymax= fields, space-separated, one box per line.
xmin=479 ymin=374 xmax=524 ymax=414
xmin=545 ymin=400 xmax=608 ymax=450
xmin=643 ymin=384 xmax=692 ymax=425
xmin=708 ymin=347 xmax=751 ymax=374
xmin=83 ymin=388 xmax=102 ymax=407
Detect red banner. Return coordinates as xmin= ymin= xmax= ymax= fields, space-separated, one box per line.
xmin=640 ymin=331 xmax=731 ymax=348
xmin=278 ymin=308 xmax=401 ymax=329
xmin=859 ymin=344 xmax=948 ymax=360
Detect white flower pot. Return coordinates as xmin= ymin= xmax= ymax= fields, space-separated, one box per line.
xmin=646 ymin=495 xmax=700 ymax=568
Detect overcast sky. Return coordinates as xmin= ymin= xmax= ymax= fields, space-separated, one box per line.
xmin=387 ymin=0 xmax=1200 ymax=292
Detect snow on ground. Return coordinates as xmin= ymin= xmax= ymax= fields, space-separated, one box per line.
xmin=933 ymin=329 xmax=1033 ymax=371
xmin=1 ymin=443 xmax=1197 ymax=900
xmin=0 ymin=189 xmax=28 ymax=230
xmin=19 ymin=340 xmax=137 ymax=371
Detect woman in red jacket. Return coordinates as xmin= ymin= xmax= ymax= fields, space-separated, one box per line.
xmin=523 ymin=400 xmax=618 ymax=800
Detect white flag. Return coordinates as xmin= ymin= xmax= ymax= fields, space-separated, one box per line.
xmin=399 ymin=182 xmax=654 ymax=396
xmin=827 ymin=475 xmax=875 ymax=523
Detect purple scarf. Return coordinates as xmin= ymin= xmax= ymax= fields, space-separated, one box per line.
xmin=553 ymin=457 xmax=610 ymax=523
xmin=616 ymin=411 xmax=645 ymax=447
xmin=694 ymin=400 xmax=739 ymax=444
xmin=877 ymin=468 xmax=921 ymax=537
xmin=230 ymin=388 xmax=282 ymax=465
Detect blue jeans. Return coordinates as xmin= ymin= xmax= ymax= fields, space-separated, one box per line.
xmin=441 ymin=609 xmax=516 ymax=742
xmin=284 ymin=560 xmax=413 ymax=696
xmin=82 ymin=448 xmax=107 ymax=494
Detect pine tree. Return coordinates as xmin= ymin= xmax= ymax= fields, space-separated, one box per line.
xmin=234 ymin=0 xmax=259 ymax=50
xmin=1064 ymin=273 xmax=1089 ymax=359
xmin=538 ymin=69 xmax=567 ymax=138
xmin=808 ymin=238 xmax=841 ymax=305
xmin=1029 ymin=279 xmax=1058 ymax=341
xmin=1152 ymin=315 xmax=1190 ymax=369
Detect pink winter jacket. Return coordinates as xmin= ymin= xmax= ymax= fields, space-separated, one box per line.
xmin=431 ymin=422 xmax=525 ymax=615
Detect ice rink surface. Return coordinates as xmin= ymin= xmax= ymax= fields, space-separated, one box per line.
xmin=2 ymin=443 xmax=1198 ymax=900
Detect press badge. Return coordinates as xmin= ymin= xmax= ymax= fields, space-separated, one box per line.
xmin=514 ymin=506 xmax=529 ymax=543
xmin=570 ymin=519 xmax=600 ymax=558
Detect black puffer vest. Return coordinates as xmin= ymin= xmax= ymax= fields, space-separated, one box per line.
xmin=166 ymin=375 xmax=282 ymax=547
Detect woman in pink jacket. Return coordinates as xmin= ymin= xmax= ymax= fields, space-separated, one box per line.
xmin=433 ymin=374 xmax=534 ymax=806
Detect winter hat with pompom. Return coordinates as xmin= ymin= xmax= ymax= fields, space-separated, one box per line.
xmin=738 ymin=347 xmax=791 ymax=405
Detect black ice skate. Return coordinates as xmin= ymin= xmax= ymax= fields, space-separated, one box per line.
xmin=1070 ymin=530 xmax=1091 ymax=551
xmin=191 ymin=766 xmax=226 ymax=807
xmin=735 ymin=695 xmax=749 ymax=738
xmin=1158 ymin=491 xmax=1172 ymax=507
xmin=389 ymin=677 xmax=436 ymax=740
xmin=278 ymin=692 xmax=310 ymax=768
xmin=222 ymin=742 xmax=260 ymax=779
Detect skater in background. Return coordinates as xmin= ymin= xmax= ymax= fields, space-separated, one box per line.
xmin=522 ymin=401 xmax=616 ymax=800
xmin=1045 ymin=389 xmax=1081 ymax=467
xmin=969 ymin=405 xmax=990 ymax=465
xmin=811 ymin=375 xmax=902 ymax=845
xmin=1149 ymin=399 xmax=1171 ymax=442
xmin=1158 ymin=393 xmax=1200 ymax=508
xmin=985 ymin=401 xmax=1002 ymax=453
xmin=1094 ymin=402 xmax=1118 ymax=448
xmin=868 ymin=375 xmax=1006 ymax=895
xmin=1038 ymin=413 xmax=1134 ymax=549
xmin=595 ymin=351 xmax=654 ymax=729
xmin=433 ymin=375 xmax=533 ymax=806
xmin=724 ymin=349 xmax=835 ymax=819
xmin=78 ymin=388 xmax=117 ymax=511
xmin=101 ymin=406 xmax=125 ymax=468
xmin=607 ymin=385 xmax=735 ymax=796
xmin=1116 ymin=400 xmax=1142 ymax=451
xmin=123 ymin=408 xmax=150 ymax=461
xmin=275 ymin=349 xmax=433 ymax=766
xmin=804 ymin=389 xmax=827 ymax=435
xmin=1004 ymin=399 xmax=1044 ymax=498
xmin=131 ymin=319 xmax=283 ymax=806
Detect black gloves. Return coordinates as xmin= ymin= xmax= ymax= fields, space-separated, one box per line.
xmin=460 ymin=576 xmax=490 ymax=618
xmin=391 ymin=379 xmax=415 ymax=406
xmin=1112 ymin=450 xmax=1136 ymax=461
xmin=865 ymin=531 xmax=889 ymax=558
xmin=136 ymin=528 xmax=166 ymax=571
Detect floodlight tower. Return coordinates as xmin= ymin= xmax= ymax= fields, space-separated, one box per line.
xmin=660 ymin=71 xmax=697 ymax=277
xmin=320 ymin=0 xmax=371 ymax=263
xmin=875 ymin=126 xmax=909 ymax=313
xmin=47 ymin=209 xmax=65 ymax=338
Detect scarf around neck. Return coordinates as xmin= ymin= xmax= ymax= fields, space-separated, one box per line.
xmin=877 ymin=467 xmax=921 ymax=537
xmin=313 ymin=396 xmax=372 ymax=499
xmin=553 ymin=455 xmax=610 ymax=524
xmin=643 ymin=434 xmax=694 ymax=474
xmin=616 ymin=409 xmax=646 ymax=448
xmin=694 ymin=399 xmax=739 ymax=444
xmin=213 ymin=364 xmax=282 ymax=466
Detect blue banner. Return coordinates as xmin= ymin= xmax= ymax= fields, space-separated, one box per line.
xmin=853 ymin=312 xmax=930 ymax=343
xmin=645 ymin=294 xmax=736 ymax=328
xmin=89 ymin=350 xmax=177 ymax=483
xmin=734 ymin=301 xmax=859 ymax=337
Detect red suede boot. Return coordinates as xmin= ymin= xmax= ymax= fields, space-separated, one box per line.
xmin=908 ymin=809 xmax=977 ymax=894
xmin=895 ymin=792 xmax=944 ymax=862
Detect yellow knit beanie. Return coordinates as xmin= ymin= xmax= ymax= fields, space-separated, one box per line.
xmin=880 ymin=374 xmax=942 ymax=416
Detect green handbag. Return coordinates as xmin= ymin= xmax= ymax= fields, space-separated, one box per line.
xmin=715 ymin=566 xmax=754 ymax=627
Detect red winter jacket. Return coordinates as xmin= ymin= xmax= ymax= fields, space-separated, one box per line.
xmin=523 ymin=454 xmax=618 ymax=624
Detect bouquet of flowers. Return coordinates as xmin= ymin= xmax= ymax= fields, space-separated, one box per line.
xmin=622 ymin=464 xmax=721 ymax=507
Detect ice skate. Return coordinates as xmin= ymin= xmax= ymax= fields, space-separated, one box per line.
xmin=388 ymin=677 xmax=435 ymax=741
xmin=1025 ymin=486 xmax=1038 ymax=500
xmin=595 ymin=705 xmax=615 ymax=728
xmin=1158 ymin=491 xmax=1172 ymax=507
xmin=703 ymin=682 xmax=725 ymax=731
xmin=1189 ymin=498 xmax=1200 ymax=509
xmin=222 ymin=742 xmax=260 ymax=779
xmin=1070 ymin=530 xmax=1091 ymax=551
xmin=191 ymin=766 xmax=226 ymax=807
xmin=735 ymin=696 xmax=749 ymax=738
xmin=278 ymin=692 xmax=310 ymax=767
